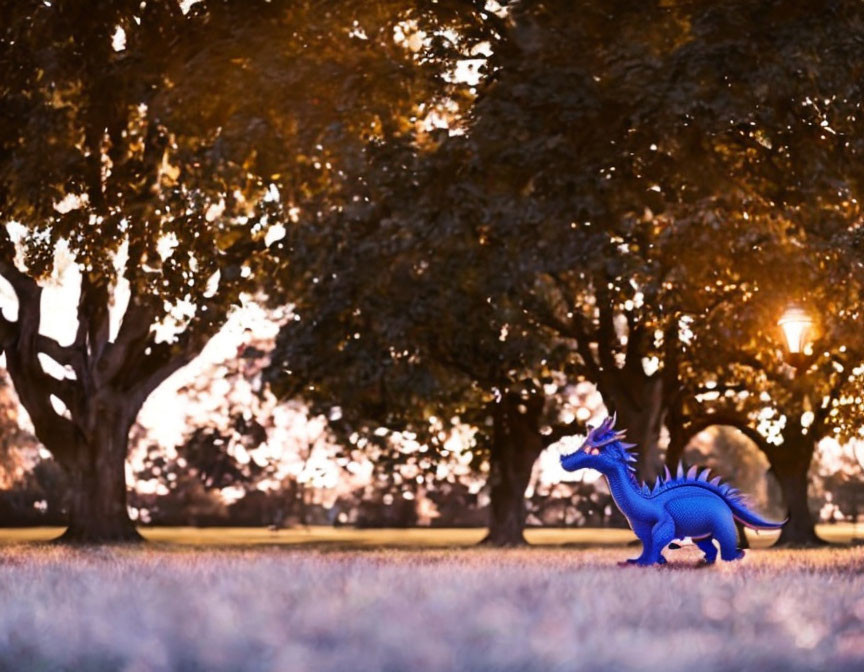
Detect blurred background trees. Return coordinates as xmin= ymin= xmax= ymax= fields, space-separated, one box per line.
xmin=2 ymin=0 xmax=864 ymax=546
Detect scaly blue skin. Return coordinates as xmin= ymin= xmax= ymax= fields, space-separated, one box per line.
xmin=561 ymin=415 xmax=785 ymax=566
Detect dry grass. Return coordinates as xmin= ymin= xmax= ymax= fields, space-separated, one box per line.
xmin=0 ymin=525 xmax=637 ymax=547
xmin=3 ymin=521 xmax=863 ymax=547
xmin=0 ymin=533 xmax=863 ymax=671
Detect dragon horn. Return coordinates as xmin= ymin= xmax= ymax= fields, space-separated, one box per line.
xmin=610 ymin=411 xmax=617 ymax=428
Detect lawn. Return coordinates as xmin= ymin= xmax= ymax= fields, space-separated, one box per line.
xmin=0 ymin=528 xmax=863 ymax=670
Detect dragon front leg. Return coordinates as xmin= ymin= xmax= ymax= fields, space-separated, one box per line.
xmin=623 ymin=523 xmax=653 ymax=565
xmin=626 ymin=518 xmax=676 ymax=566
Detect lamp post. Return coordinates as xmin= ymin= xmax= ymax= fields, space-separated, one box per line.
xmin=778 ymin=304 xmax=814 ymax=370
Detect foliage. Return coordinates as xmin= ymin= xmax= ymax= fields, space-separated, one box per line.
xmin=0 ymin=0 xmax=494 ymax=539
xmin=266 ymin=0 xmax=864 ymax=546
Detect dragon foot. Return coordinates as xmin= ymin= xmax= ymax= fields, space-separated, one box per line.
xmin=619 ymin=556 xmax=666 ymax=567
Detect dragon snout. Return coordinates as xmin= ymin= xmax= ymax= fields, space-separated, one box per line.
xmin=560 ymin=449 xmax=588 ymax=472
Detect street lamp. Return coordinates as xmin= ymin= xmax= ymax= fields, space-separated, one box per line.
xmin=778 ymin=304 xmax=813 ymax=369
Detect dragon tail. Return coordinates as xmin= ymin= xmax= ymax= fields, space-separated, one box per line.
xmin=727 ymin=499 xmax=786 ymax=530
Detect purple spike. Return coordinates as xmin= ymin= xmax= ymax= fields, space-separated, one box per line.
xmin=663 ymin=465 xmax=671 ymax=482
xmin=594 ymin=434 xmax=620 ymax=447
xmin=652 ymin=480 xmax=662 ymax=495
xmin=611 ymin=411 xmax=617 ymax=428
xmin=619 ymin=442 xmax=637 ymax=449
xmin=641 ymin=484 xmax=650 ymax=496
xmin=698 ymin=469 xmax=711 ymax=482
xmin=676 ymin=462 xmax=684 ymax=479
xmin=686 ymin=465 xmax=698 ymax=480
xmin=709 ymin=476 xmax=722 ymax=486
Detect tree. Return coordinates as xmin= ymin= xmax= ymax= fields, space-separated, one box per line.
xmin=262 ymin=0 xmax=744 ymax=544
xmin=269 ymin=0 xmax=864 ymax=548
xmin=665 ymin=230 xmax=864 ymax=545
xmin=628 ymin=0 xmax=864 ymax=545
xmin=0 ymin=0 xmax=472 ymax=541
xmin=485 ymin=0 xmax=864 ymax=547
xmin=266 ymin=130 xmax=587 ymax=544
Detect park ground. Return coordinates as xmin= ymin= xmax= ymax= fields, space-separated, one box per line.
xmin=0 ymin=527 xmax=863 ymax=671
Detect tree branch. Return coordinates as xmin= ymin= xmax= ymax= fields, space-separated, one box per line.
xmin=682 ymin=410 xmax=772 ymax=457
xmin=813 ymin=369 xmax=848 ymax=434
xmin=735 ymin=352 xmax=792 ymax=386
xmin=0 ymin=248 xmax=81 ymax=456
xmin=76 ymin=273 xmax=111 ymax=364
xmin=35 ymin=334 xmax=84 ymax=376
xmin=624 ymin=311 xmax=645 ymax=373
xmin=100 ymin=286 xmax=160 ymax=385
xmin=465 ymin=0 xmax=509 ymax=37
xmin=0 ymin=258 xmax=38 ymax=301
xmin=546 ymin=273 xmax=605 ymax=382
xmin=0 ymin=313 xmax=16 ymax=350
xmin=541 ymin=418 xmax=587 ymax=447
xmin=594 ymin=274 xmax=617 ymax=374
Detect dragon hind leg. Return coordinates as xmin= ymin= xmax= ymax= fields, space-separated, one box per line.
xmin=715 ymin=516 xmax=745 ymax=561
xmin=693 ymin=536 xmax=718 ymax=564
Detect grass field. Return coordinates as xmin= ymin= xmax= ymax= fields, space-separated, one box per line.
xmin=1 ymin=527 xmax=863 ymax=671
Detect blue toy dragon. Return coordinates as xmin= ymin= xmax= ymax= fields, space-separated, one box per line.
xmin=560 ymin=414 xmax=785 ymax=566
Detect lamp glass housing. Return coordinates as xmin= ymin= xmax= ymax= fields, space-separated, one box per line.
xmin=778 ymin=306 xmax=813 ymax=355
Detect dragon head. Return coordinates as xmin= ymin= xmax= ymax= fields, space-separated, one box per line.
xmin=559 ymin=413 xmax=638 ymax=474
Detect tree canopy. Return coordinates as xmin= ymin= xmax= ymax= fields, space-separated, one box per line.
xmin=0 ymin=0 xmax=494 ymax=541
xmin=267 ymin=0 xmax=864 ymax=546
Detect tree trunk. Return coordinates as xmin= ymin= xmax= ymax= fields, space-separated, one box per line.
xmin=663 ymin=408 xmax=687 ymax=474
xmin=0 ymin=260 xmax=214 ymax=545
xmin=610 ymin=376 xmax=665 ymax=482
xmin=769 ymin=432 xmax=824 ymax=547
xmin=481 ymin=393 xmax=545 ymax=547
xmin=57 ymin=404 xmax=142 ymax=543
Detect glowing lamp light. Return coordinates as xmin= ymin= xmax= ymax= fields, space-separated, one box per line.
xmin=778 ymin=305 xmax=813 ymax=364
